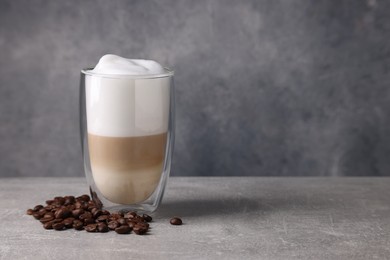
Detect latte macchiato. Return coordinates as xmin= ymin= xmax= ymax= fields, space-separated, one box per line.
xmin=85 ymin=55 xmax=170 ymax=204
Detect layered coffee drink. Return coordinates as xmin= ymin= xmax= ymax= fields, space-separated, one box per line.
xmin=85 ymin=55 xmax=170 ymax=204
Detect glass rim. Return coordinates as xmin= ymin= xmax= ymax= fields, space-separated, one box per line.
xmin=81 ymin=67 xmax=174 ymax=79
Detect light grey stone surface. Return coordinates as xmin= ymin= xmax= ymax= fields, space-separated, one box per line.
xmin=1 ymin=1 xmax=390 ymax=177
xmin=1 ymin=177 xmax=389 ymax=259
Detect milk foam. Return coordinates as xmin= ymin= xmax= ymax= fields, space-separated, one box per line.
xmin=92 ymin=54 xmax=165 ymax=75
xmin=85 ymin=55 xmax=170 ymax=137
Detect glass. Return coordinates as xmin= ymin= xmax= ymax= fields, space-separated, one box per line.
xmin=80 ymin=68 xmax=174 ymax=213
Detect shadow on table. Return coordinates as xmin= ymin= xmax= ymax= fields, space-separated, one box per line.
xmin=157 ymin=193 xmax=341 ymax=218
xmin=157 ymin=197 xmax=259 ymax=218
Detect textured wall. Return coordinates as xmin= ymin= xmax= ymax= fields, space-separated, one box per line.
xmin=1 ymin=0 xmax=390 ymax=177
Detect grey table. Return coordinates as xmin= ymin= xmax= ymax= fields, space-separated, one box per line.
xmin=1 ymin=177 xmax=389 ymax=260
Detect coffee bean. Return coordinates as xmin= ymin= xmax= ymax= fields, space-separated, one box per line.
xmin=33 ymin=212 xmax=42 ymax=220
xmin=117 ymin=218 xmax=127 ymax=225
xmin=39 ymin=216 xmax=54 ymax=224
xmin=55 ymin=208 xmax=71 ymax=219
xmin=98 ymin=223 xmax=109 ymax=233
xmin=127 ymin=221 xmax=136 ymax=229
xmin=115 ymin=225 xmax=131 ymax=234
xmin=79 ymin=212 xmax=92 ymax=220
xmin=28 ymin=194 xmax=162 ymax=235
xmin=44 ymin=205 xmax=56 ymax=211
xmin=77 ymin=194 xmax=90 ymax=202
xmin=92 ymin=209 xmax=103 ymax=218
xmin=85 ymin=224 xmax=97 ymax=232
xmin=142 ymin=214 xmax=152 ymax=222
xmin=84 ymin=218 xmax=95 ymax=225
xmin=39 ymin=207 xmax=47 ymax=213
xmin=124 ymin=212 xmax=137 ymax=219
xmin=73 ymin=220 xmax=84 ymax=230
xmin=52 ymin=222 xmax=65 ymax=231
xmin=43 ymin=221 xmax=54 ymax=229
xmin=45 ymin=200 xmax=55 ymax=205
xmin=108 ymin=221 xmax=119 ymax=230
xmin=75 ymin=201 xmax=88 ymax=210
xmin=33 ymin=205 xmax=44 ymax=212
xmin=133 ymin=225 xmax=147 ymax=235
xmin=93 ymin=210 xmax=103 ymax=218
xmin=136 ymin=217 xmax=146 ymax=223
xmin=64 ymin=196 xmax=75 ymax=205
xmin=43 ymin=212 xmax=54 ymax=218
xmin=170 ymin=217 xmax=182 ymax=225
xmin=96 ymin=215 xmax=108 ymax=223
xmin=54 ymin=197 xmax=66 ymax=205
xmin=137 ymin=222 xmax=149 ymax=229
xmin=63 ymin=218 xmax=75 ymax=228
xmin=67 ymin=204 xmax=76 ymax=211
xmin=101 ymin=210 xmax=110 ymax=216
xmin=72 ymin=209 xmax=84 ymax=218
xmin=110 ymin=213 xmax=122 ymax=220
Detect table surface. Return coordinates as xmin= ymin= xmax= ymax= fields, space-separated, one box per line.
xmin=1 ymin=177 xmax=389 ymax=260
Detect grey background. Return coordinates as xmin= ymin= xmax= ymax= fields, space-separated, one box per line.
xmin=1 ymin=0 xmax=390 ymax=177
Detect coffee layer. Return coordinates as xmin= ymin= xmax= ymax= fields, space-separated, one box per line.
xmin=88 ymin=133 xmax=167 ymax=204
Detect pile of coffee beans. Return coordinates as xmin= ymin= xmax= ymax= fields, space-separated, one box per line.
xmin=26 ymin=194 xmax=153 ymax=235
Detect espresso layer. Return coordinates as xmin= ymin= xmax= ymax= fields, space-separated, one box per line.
xmin=88 ymin=133 xmax=167 ymax=204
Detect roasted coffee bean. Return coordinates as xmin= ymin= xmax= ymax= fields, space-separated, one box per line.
xmin=133 ymin=225 xmax=147 ymax=235
xmin=75 ymin=201 xmax=88 ymax=210
xmin=63 ymin=218 xmax=75 ymax=228
xmin=136 ymin=222 xmax=149 ymax=229
xmin=55 ymin=208 xmax=71 ymax=219
xmin=44 ymin=205 xmax=56 ymax=211
xmin=38 ymin=207 xmax=46 ymax=213
xmin=67 ymin=204 xmax=76 ymax=211
xmin=170 ymin=217 xmax=182 ymax=225
xmin=93 ymin=210 xmax=103 ymax=218
xmin=77 ymin=194 xmax=90 ymax=202
xmin=45 ymin=200 xmax=55 ymax=205
xmin=132 ymin=216 xmax=145 ymax=223
xmin=52 ymin=222 xmax=65 ymax=231
xmin=28 ymin=194 xmax=162 ymax=235
xmin=96 ymin=215 xmax=108 ymax=223
xmin=72 ymin=209 xmax=84 ymax=218
xmin=117 ymin=218 xmax=127 ymax=225
xmin=84 ymin=218 xmax=95 ymax=225
xmin=39 ymin=216 xmax=54 ymax=224
xmin=79 ymin=212 xmax=92 ymax=220
xmin=142 ymin=214 xmax=152 ymax=222
xmin=101 ymin=210 xmax=110 ymax=216
xmin=43 ymin=212 xmax=54 ymax=218
xmin=108 ymin=221 xmax=120 ymax=230
xmin=115 ymin=225 xmax=131 ymax=234
xmin=33 ymin=205 xmax=44 ymax=212
xmin=97 ymin=223 xmax=109 ymax=233
xmin=33 ymin=212 xmax=42 ymax=220
xmin=54 ymin=197 xmax=65 ymax=205
xmin=43 ymin=221 xmax=54 ymax=229
xmin=124 ymin=212 xmax=137 ymax=219
xmin=52 ymin=219 xmax=63 ymax=224
xmin=64 ymin=196 xmax=75 ymax=205
xmin=127 ymin=221 xmax=136 ymax=229
xmin=85 ymin=224 xmax=97 ymax=232
xmin=73 ymin=220 xmax=84 ymax=230
xmin=110 ymin=213 xmax=122 ymax=220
